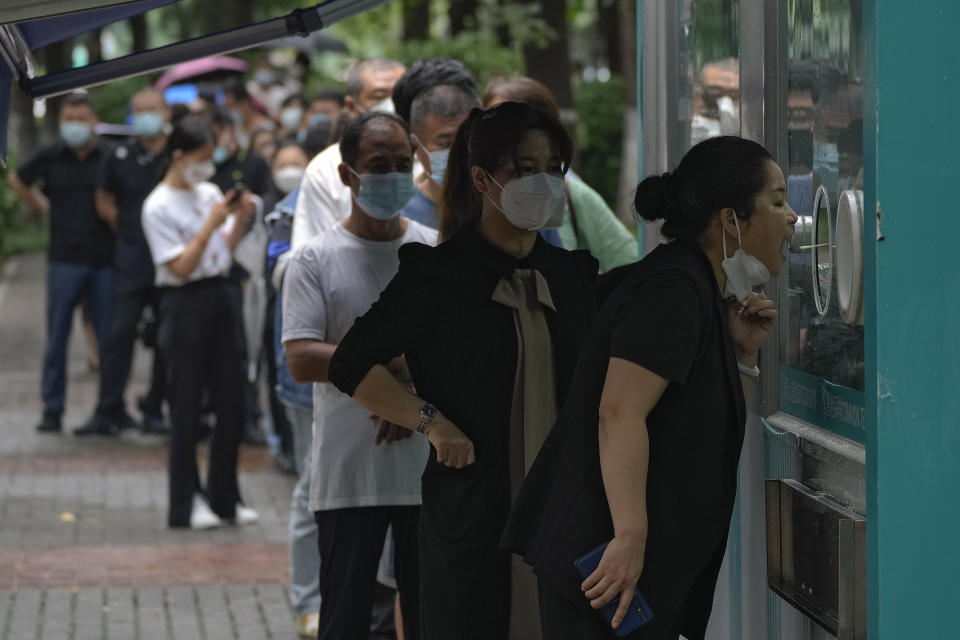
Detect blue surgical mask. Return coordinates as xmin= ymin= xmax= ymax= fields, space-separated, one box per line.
xmin=60 ymin=122 xmax=92 ymax=148
xmin=281 ymin=106 xmax=304 ymax=131
xmin=417 ymin=140 xmax=449 ymax=185
xmin=309 ymin=112 xmax=332 ymax=129
xmin=348 ymin=167 xmax=417 ymax=220
xmin=133 ymin=111 xmax=165 ymax=137
xmin=213 ymin=146 xmax=229 ymax=165
xmin=255 ymin=70 xmax=276 ymax=87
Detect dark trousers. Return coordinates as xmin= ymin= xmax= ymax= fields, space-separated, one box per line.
xmin=158 ymin=278 xmax=243 ymax=527
xmin=95 ymin=285 xmax=165 ymax=419
xmin=42 ymin=261 xmax=114 ymax=417
xmin=315 ymin=506 xmax=421 ymax=640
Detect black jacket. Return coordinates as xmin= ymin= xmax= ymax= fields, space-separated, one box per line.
xmin=330 ymin=223 xmax=598 ymax=639
xmin=501 ymin=239 xmax=746 ymax=640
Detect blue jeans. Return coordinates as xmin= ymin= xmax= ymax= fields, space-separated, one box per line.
xmin=42 ymin=261 xmax=114 ymax=417
xmin=286 ymin=402 xmax=321 ymax=615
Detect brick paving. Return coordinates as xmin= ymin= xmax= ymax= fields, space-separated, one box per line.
xmin=0 ymin=254 xmax=302 ymax=639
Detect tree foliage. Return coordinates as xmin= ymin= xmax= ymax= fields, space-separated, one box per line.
xmin=574 ymin=75 xmax=626 ymax=207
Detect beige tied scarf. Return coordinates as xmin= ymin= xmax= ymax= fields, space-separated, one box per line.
xmin=491 ymin=267 xmax=558 ymax=640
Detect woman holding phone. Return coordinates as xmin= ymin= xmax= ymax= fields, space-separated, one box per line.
xmin=502 ymin=136 xmax=798 ymax=639
xmin=142 ymin=113 xmax=261 ymax=530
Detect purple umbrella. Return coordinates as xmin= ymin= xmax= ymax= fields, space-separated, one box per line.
xmin=155 ymin=55 xmax=248 ymax=91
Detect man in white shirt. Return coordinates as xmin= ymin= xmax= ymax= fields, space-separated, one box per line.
xmin=289 ymin=57 xmax=405 ymax=255
xmin=282 ymin=111 xmax=434 ymax=640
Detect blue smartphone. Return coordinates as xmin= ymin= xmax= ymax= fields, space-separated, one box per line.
xmin=574 ymin=541 xmax=654 ymax=637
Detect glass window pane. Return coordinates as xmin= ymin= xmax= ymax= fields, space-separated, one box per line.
xmin=780 ymin=0 xmax=866 ymax=442
xmin=674 ymin=0 xmax=740 ymax=163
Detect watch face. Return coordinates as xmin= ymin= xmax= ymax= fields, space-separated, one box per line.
xmin=423 ymin=404 xmax=438 ymax=418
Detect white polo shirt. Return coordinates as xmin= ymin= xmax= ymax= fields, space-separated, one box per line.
xmin=142 ymin=181 xmax=235 ymax=287
xmin=290 ymin=143 xmax=351 ymax=254
xmin=282 ymin=220 xmax=436 ymax=512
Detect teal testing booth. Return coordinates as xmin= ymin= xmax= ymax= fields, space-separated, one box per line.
xmin=635 ymin=1 xmax=959 ymax=638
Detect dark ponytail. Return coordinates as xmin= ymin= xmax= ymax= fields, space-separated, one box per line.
xmin=437 ymin=108 xmax=481 ymax=242
xmin=437 ymin=101 xmax=573 ymax=242
xmin=635 ymin=136 xmax=773 ymax=240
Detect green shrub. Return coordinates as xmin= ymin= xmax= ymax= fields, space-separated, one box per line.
xmin=0 ymin=152 xmax=49 ymax=258
xmin=573 ymin=75 xmax=626 ymax=208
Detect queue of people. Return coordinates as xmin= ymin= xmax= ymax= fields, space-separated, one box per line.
xmin=8 ymin=50 xmax=798 ymax=640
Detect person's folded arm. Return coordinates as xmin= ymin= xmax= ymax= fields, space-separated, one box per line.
xmin=284 ymin=339 xmax=337 ymax=383
xmin=329 ymin=247 xmax=476 ymax=468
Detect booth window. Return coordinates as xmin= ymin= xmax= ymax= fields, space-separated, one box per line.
xmin=779 ymin=0 xmax=865 ymax=443
xmin=671 ymin=0 xmax=741 ymax=164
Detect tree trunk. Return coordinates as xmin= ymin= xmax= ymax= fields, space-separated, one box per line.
xmin=519 ymin=0 xmax=573 ymax=108
xmin=131 ymin=13 xmax=148 ymax=52
xmin=86 ymin=28 xmax=103 ymax=64
xmin=403 ymin=0 xmax=430 ymax=41
xmin=598 ymin=0 xmax=622 ymax=75
xmin=8 ymin=82 xmax=38 ymax=163
xmin=495 ymin=0 xmax=511 ymax=47
xmin=40 ymin=40 xmax=74 ymax=140
xmin=449 ymin=0 xmax=479 ymax=35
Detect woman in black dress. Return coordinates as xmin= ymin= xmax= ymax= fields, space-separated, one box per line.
xmin=502 ymin=136 xmax=798 ymax=639
xmin=328 ymin=102 xmax=598 ymax=639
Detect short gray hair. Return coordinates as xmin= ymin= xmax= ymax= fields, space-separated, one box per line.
xmin=345 ymin=57 xmax=404 ymax=98
xmin=410 ymin=84 xmax=481 ymax=134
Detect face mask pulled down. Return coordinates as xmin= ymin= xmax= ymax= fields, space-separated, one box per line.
xmin=349 ymin=168 xmax=417 ymax=220
xmin=721 ymin=215 xmax=771 ymax=302
xmin=485 ymin=172 xmax=566 ymax=231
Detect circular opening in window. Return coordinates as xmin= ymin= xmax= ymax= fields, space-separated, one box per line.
xmin=836 ymin=190 xmax=864 ymax=326
xmin=811 ymin=185 xmax=834 ymax=317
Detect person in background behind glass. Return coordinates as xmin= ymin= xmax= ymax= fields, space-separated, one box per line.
xmin=7 ymin=92 xmax=115 ymax=434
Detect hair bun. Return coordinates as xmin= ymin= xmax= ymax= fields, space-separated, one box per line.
xmin=634 ymin=172 xmax=676 ymax=223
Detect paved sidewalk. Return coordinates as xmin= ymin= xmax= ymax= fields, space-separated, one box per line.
xmin=0 ymin=254 xmax=301 ymax=639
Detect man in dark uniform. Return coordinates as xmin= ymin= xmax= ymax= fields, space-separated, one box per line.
xmin=75 ymin=88 xmax=171 ymax=436
xmin=7 ymin=93 xmax=115 ymax=433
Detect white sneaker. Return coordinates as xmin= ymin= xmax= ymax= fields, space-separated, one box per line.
xmin=190 ymin=494 xmax=223 ymax=530
xmin=233 ymin=503 xmax=259 ymax=525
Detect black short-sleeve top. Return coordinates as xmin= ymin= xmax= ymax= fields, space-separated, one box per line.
xmin=17 ymin=139 xmax=114 ymax=266
xmin=98 ymin=138 xmax=164 ymax=292
xmin=501 ymin=238 xmax=746 ymax=609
